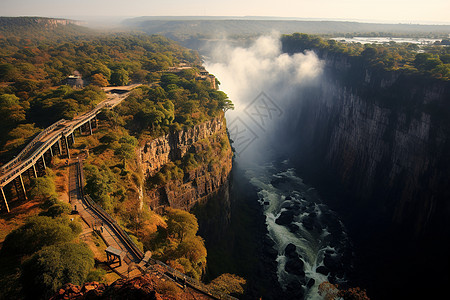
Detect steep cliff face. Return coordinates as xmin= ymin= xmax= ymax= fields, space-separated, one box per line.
xmin=139 ymin=115 xmax=232 ymax=211
xmin=288 ymin=54 xmax=450 ymax=236
xmin=273 ymin=47 xmax=450 ymax=299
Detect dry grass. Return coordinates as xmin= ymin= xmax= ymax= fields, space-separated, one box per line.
xmin=0 ymin=200 xmax=42 ymax=245
xmin=52 ymin=159 xmax=70 ymax=203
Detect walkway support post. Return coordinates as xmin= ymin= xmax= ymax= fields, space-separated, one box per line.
xmin=88 ymin=119 xmax=93 ymax=135
xmin=32 ymin=164 xmax=38 ymax=178
xmin=71 ymin=132 xmax=75 ymax=144
xmin=65 ymin=136 xmax=71 ymax=159
xmin=19 ymin=174 xmax=27 ymax=200
xmin=41 ymin=154 xmax=46 ymax=169
xmin=58 ymin=139 xmax=62 ymax=154
xmin=1 ymin=187 xmax=9 ymax=213
xmin=49 ymin=146 xmax=53 ymax=157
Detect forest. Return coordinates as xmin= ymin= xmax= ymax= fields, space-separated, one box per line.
xmin=0 ymin=20 xmax=240 ymax=298
xmin=2 ymin=16 xmax=447 ymax=299
xmin=0 ymin=32 xmax=214 ymax=162
xmin=281 ymin=33 xmax=450 ymax=80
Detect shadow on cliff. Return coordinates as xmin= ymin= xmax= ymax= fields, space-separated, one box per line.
xmin=192 ymin=164 xmax=284 ymax=300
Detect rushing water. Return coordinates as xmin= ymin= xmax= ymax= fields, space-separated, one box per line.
xmin=202 ymin=34 xmax=354 ymax=298
xmin=244 ymin=159 xmax=353 ymax=299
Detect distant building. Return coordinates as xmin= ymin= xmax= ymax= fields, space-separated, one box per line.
xmin=164 ymin=65 xmax=217 ymax=89
xmin=63 ymin=71 xmax=84 ymax=88
xmin=196 ymin=72 xmax=217 ymax=89
xmin=165 ymin=66 xmax=193 ymax=73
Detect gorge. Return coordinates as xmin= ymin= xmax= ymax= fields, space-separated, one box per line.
xmin=202 ymin=34 xmax=450 ymax=299
xmin=1 ymin=15 xmax=449 ymax=299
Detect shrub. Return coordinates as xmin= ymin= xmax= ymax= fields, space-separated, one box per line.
xmin=208 ymin=273 xmax=246 ymax=295
xmin=86 ymin=268 xmax=106 ymax=283
xmin=40 ymin=201 xmax=71 ymax=217
xmin=155 ymin=280 xmax=182 ymax=298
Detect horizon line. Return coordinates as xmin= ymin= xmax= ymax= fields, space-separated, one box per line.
xmin=2 ymin=15 xmax=450 ymax=26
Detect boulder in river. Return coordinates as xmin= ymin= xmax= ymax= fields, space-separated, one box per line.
xmin=288 ymin=224 xmax=300 ymax=233
xmin=316 ymin=265 xmax=330 ymax=275
xmin=285 ymin=257 xmax=305 ymax=277
xmin=275 ymin=210 xmax=295 ymax=226
xmin=284 ymin=243 xmax=297 ymax=259
xmin=306 ymin=278 xmax=315 ymax=288
xmin=324 ymin=254 xmax=342 ymax=271
xmin=302 ymin=216 xmax=315 ymax=230
xmin=285 ymin=281 xmax=305 ymax=299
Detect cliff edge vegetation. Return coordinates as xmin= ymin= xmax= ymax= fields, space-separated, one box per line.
xmin=0 ymin=21 xmax=237 ymax=299
xmin=282 ymin=32 xmax=450 ymax=80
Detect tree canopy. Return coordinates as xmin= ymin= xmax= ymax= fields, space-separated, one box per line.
xmin=21 ymin=242 xmax=94 ymax=299
xmin=147 ymin=208 xmax=207 ymax=280
xmin=281 ymin=33 xmax=450 ymax=80
xmin=1 ymin=216 xmax=81 ymax=256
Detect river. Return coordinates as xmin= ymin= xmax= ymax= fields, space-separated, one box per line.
xmin=192 ymin=34 xmax=356 ymax=299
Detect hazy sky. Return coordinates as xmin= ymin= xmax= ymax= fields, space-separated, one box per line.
xmin=1 ymin=0 xmax=449 ymax=24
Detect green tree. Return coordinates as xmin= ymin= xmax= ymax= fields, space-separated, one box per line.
xmin=5 ymin=123 xmax=41 ymax=152
xmin=1 ymin=216 xmax=81 ymax=255
xmin=148 ymin=86 xmax=168 ymax=102
xmin=219 ymin=98 xmax=234 ymax=112
xmin=0 ymin=94 xmax=26 ymax=131
xmin=0 ymin=63 xmax=18 ymax=81
xmin=175 ymin=236 xmax=207 ymax=279
xmin=30 ymin=175 xmax=58 ymax=200
xmin=21 ymin=242 xmax=94 ymax=299
xmin=40 ymin=201 xmax=72 ymax=218
xmin=208 ymin=273 xmax=246 ymax=295
xmin=84 ymin=163 xmax=117 ymax=211
xmin=110 ymin=68 xmax=130 ymax=86
xmin=414 ymin=53 xmax=442 ymax=71
xmin=166 ymin=208 xmax=199 ymax=242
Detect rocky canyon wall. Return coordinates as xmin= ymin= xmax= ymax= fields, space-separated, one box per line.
xmin=138 ymin=114 xmax=233 ymax=211
xmin=287 ymin=53 xmax=450 ymax=237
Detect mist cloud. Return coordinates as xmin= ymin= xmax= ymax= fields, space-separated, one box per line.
xmin=206 ymin=34 xmax=323 ymax=110
xmin=204 ymin=34 xmax=324 ymax=162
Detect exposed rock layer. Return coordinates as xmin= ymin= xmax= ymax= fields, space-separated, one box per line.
xmin=280 ymin=51 xmax=450 ymax=299
xmin=287 ymin=52 xmax=450 ymax=236
xmin=51 ymin=275 xmax=210 ymax=300
xmin=139 ymin=114 xmax=233 ymax=211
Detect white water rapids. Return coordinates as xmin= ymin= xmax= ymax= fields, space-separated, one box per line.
xmin=205 ymin=34 xmax=352 ymax=298
xmin=245 ymin=160 xmax=351 ymax=299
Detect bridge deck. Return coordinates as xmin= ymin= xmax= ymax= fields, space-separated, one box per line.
xmin=0 ymin=85 xmax=138 ymax=188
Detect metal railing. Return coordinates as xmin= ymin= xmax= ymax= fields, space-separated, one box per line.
xmin=147 ymin=259 xmax=238 ymax=300
xmin=0 ymin=128 xmax=65 ymax=186
xmin=77 ymin=159 xmax=144 ymax=261
xmin=77 ymin=159 xmax=237 ymax=300
xmin=1 ymin=119 xmax=66 ymax=172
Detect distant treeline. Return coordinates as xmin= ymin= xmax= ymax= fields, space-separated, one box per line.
xmin=0 ymin=17 xmax=93 ymax=42
xmin=124 ymin=18 xmax=450 ymax=41
xmin=281 ymin=33 xmax=450 ymax=80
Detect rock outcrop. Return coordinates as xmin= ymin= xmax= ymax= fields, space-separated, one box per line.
xmin=139 ymin=114 xmax=233 ymax=211
xmin=51 ymin=275 xmax=210 ymax=300
xmin=278 ymin=51 xmax=450 ymax=299
xmin=285 ymin=53 xmax=450 ymax=237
